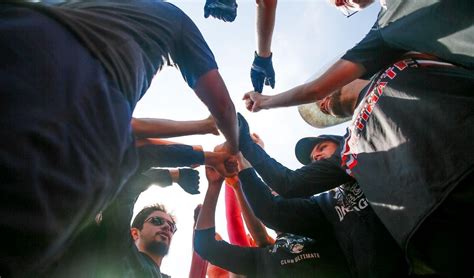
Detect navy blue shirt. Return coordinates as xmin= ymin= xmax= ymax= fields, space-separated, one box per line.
xmin=238 ymin=169 xmax=407 ymax=278
xmin=20 ymin=0 xmax=218 ymax=107
xmin=194 ymin=228 xmax=349 ymax=278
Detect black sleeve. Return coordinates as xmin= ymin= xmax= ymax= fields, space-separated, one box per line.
xmin=342 ymin=25 xmax=405 ymax=79
xmin=142 ymin=169 xmax=172 ymax=186
xmin=137 ymin=144 xmax=204 ymax=172
xmin=239 ymin=169 xmax=334 ymax=240
xmin=241 ymin=141 xmax=352 ymax=197
xmin=100 ymin=173 xmax=153 ymax=251
xmin=194 ymin=228 xmax=258 ymax=276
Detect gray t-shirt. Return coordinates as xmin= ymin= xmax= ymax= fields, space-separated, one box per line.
xmin=341 ymin=59 xmax=474 ymax=249
xmin=343 ymin=0 xmax=474 ymax=78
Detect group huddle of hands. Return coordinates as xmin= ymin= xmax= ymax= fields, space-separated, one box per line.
xmin=170 ymin=114 xmax=262 ymax=196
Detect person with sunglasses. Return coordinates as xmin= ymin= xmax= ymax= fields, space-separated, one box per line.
xmin=129 ymin=204 xmax=177 ymax=278
xmin=44 ymin=116 xmax=236 ymax=277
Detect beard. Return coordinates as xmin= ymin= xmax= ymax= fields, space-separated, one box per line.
xmin=329 ymin=90 xmax=351 ymax=118
xmin=146 ymin=241 xmax=169 ymax=257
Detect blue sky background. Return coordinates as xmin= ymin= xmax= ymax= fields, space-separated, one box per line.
xmin=132 ymin=1 xmax=380 ymax=276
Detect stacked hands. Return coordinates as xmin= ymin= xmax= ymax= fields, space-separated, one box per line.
xmin=204 ymin=0 xmax=238 ymax=22
xmin=211 ymin=142 xmax=239 ymax=177
xmin=207 ymin=116 xmax=263 ymax=185
xmin=173 ymin=147 xmax=239 ymax=194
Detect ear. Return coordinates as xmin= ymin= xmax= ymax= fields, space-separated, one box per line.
xmin=130 ymin=228 xmax=140 ymax=241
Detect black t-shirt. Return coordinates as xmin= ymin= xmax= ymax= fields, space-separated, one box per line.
xmin=340 ymin=58 xmax=474 ymax=248
xmin=238 ymin=169 xmax=407 ymax=278
xmin=194 ymin=228 xmax=348 ymax=278
xmin=46 ymin=174 xmax=164 ymax=277
xmin=19 ymin=0 xmax=218 ymax=107
xmin=45 ymin=143 xmax=201 ymax=277
xmin=343 ymin=0 xmax=474 ymax=78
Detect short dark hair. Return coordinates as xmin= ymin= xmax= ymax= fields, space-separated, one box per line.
xmin=131 ymin=203 xmax=175 ymax=230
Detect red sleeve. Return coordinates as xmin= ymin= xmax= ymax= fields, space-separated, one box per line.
xmin=225 ymin=183 xmax=250 ymax=246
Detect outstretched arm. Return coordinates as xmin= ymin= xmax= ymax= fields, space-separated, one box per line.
xmin=194 ymin=70 xmax=239 ymax=154
xmin=238 ymin=167 xmax=333 ymax=241
xmin=194 ymin=167 xmax=257 ymax=276
xmin=226 ymin=176 xmax=274 ymax=247
xmin=131 ymin=115 xmax=218 ymax=139
xmin=256 ymin=0 xmax=277 ymax=58
xmin=244 ymin=59 xmax=365 ymax=112
xmin=250 ymin=0 xmax=277 ymax=93
xmin=137 ymin=142 xmax=237 ymax=177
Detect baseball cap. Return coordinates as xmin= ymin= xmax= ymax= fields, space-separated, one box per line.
xmin=295 ymin=135 xmax=343 ymax=165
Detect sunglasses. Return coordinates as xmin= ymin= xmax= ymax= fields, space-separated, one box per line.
xmin=145 ymin=216 xmax=177 ymax=234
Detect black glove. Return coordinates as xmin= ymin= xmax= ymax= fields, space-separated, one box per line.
xmin=204 ymin=0 xmax=238 ymax=22
xmin=178 ymin=168 xmax=200 ymax=195
xmin=237 ymin=113 xmax=253 ymax=152
xmin=251 ymin=52 xmax=275 ymax=93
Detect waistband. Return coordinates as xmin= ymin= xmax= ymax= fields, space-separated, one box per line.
xmin=402 ymin=52 xmax=456 ymax=68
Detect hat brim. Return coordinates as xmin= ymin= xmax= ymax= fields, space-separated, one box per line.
xmin=298 ymin=102 xmax=351 ymax=128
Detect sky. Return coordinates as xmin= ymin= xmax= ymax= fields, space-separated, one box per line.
xmin=132 ymin=1 xmax=380 ymax=276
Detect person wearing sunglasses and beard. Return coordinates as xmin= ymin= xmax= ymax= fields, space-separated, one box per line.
xmin=129 ymin=204 xmax=178 ymax=278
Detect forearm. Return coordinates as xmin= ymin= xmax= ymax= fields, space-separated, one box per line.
xmin=239 ymin=169 xmax=328 ymax=238
xmin=142 ymin=169 xmax=173 ymax=186
xmin=259 ymin=59 xmax=365 ymax=109
xmin=238 ymin=168 xmax=281 ymax=230
xmin=138 ymin=144 xmax=204 ymax=171
xmin=225 ymin=185 xmax=250 ymax=246
xmin=256 ymin=0 xmax=277 ymax=57
xmin=196 ymin=182 xmax=222 ymax=230
xmin=240 ymin=141 xmax=301 ymax=196
xmin=194 ymin=228 xmax=256 ymax=276
xmin=189 ymin=251 xmax=208 ymax=278
xmin=194 ymin=70 xmax=239 ymax=154
xmin=132 ymin=117 xmax=215 ymax=138
xmin=233 ymin=185 xmax=273 ymax=247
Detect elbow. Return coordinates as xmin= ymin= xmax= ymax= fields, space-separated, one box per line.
xmin=193 ymin=236 xmax=207 ymax=259
xmin=193 ymin=233 xmax=212 ymax=260
xmin=252 ymin=205 xmax=275 ymax=226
